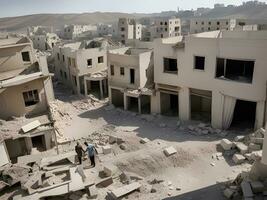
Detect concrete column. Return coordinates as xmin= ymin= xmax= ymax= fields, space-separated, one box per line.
xmin=262 ymin=119 xmax=267 ymax=165
xmin=108 ymin=87 xmax=112 ymax=105
xmin=255 ymin=101 xmax=265 ymax=130
xmin=103 ymin=79 xmax=108 ymax=95
xmin=124 ymin=93 xmax=127 ymax=110
xmin=138 ymin=96 xmax=142 ymax=114
xmin=84 ymin=78 xmax=88 ymax=97
xmin=179 ymin=87 xmax=190 ymax=121
xmin=25 ymin=137 xmax=33 ymax=154
xmin=76 ymin=76 xmax=81 ymax=95
xmin=151 ymin=91 xmax=160 ymax=114
xmin=99 ymin=80 xmax=103 ymax=99
xmin=211 ymin=91 xmax=224 ymax=129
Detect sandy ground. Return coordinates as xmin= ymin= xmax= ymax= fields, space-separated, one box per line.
xmin=49 ymin=83 xmax=251 ymax=200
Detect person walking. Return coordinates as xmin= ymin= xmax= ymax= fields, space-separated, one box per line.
xmin=84 ymin=142 xmax=98 ymax=167
xmin=75 ymin=142 xmax=85 ymax=165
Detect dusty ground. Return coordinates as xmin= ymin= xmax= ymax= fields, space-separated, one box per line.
xmin=50 ymin=83 xmax=252 ymax=200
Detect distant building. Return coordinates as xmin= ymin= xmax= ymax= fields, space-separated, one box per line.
xmin=230 ymin=19 xmax=267 ymax=31
xmin=28 ymin=26 xmax=60 ymax=51
xmin=61 ymin=24 xmax=97 ymax=40
xmin=53 ymin=38 xmax=119 ymax=99
xmin=118 ymin=18 xmax=142 ymax=44
xmin=97 ymin=24 xmax=117 ymax=37
xmin=214 ymin=3 xmax=225 ymax=8
xmin=190 ymin=19 xmax=230 ymax=34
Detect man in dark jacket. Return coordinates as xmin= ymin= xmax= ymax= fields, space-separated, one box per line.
xmin=75 ymin=142 xmax=85 ymax=165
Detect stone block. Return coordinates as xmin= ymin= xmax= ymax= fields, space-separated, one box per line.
xmin=163 ymin=146 xmax=177 ymax=156
xmin=234 ymin=135 xmax=245 ymax=142
xmin=102 ymin=146 xmax=111 ymax=155
xmin=236 ymin=143 xmax=248 ymax=154
xmin=140 ymin=138 xmax=150 ymax=144
xmin=224 ymin=188 xmax=234 ymax=199
xmin=241 ymin=181 xmax=254 ymax=198
xmin=88 ymin=185 xmax=98 ymax=199
xmin=96 ymin=177 xmax=113 ymax=188
xmin=109 ymin=136 xmax=117 ymax=144
xmin=220 ymin=139 xmax=233 ymax=150
xmin=103 ymin=164 xmax=119 ymax=177
xmin=248 ymin=143 xmax=262 ymax=152
xmin=251 ymin=137 xmax=264 ymax=145
xmin=109 ymin=182 xmax=141 ymax=199
xmin=232 ymin=154 xmax=246 ymax=164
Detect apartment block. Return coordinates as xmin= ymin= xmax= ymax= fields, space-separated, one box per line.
xmin=108 ymin=47 xmax=154 ymax=114
xmin=153 ymin=17 xmax=181 ymax=38
xmin=53 ymin=38 xmax=118 ymax=99
xmin=0 ymin=37 xmax=54 ymax=119
xmin=230 ymin=19 xmax=267 ymax=31
xmin=118 ymin=18 xmax=142 ymax=44
xmin=61 ymin=24 xmax=97 ymax=40
xmin=190 ymin=19 xmax=230 ymax=33
xmin=28 ymin=26 xmax=61 ymax=51
xmin=97 ymin=23 xmax=117 ymax=37
xmin=153 ymin=30 xmax=267 ymax=130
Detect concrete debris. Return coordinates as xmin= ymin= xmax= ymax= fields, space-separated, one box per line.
xmin=163 ymin=146 xmax=177 ymax=156
xmin=103 ymin=163 xmax=119 ymax=177
xmin=232 ymin=154 xmax=246 ymax=164
xmin=96 ymin=176 xmax=113 ymax=188
xmin=88 ymin=185 xmax=98 ymax=199
xmin=102 ymin=145 xmax=112 ymax=155
xmin=109 ymin=182 xmax=141 ymax=199
xmin=140 ymin=138 xmax=150 ymax=144
xmin=223 ymin=188 xmax=235 ymax=199
xmin=250 ymin=181 xmax=264 ymax=193
xmin=220 ymin=139 xmax=233 ymax=150
xmin=21 ymin=120 xmax=41 ymax=133
xmin=241 ymin=181 xmax=254 ymax=198
xmin=119 ymin=144 xmax=127 ymax=150
xmin=234 ymin=135 xmax=245 ymax=142
xmin=236 ymin=142 xmax=249 ymax=154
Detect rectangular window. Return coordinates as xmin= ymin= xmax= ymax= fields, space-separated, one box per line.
xmin=57 ymin=53 xmax=60 ymax=60
xmin=22 ymin=52 xmax=30 ymax=62
xmin=130 ymin=69 xmax=135 ymax=84
xmin=110 ymin=65 xmax=114 ymax=76
xmin=175 ymin=26 xmax=180 ymax=31
xmin=194 ymin=56 xmax=205 ymax=70
xmin=62 ymin=55 xmax=65 ymax=62
xmin=23 ymin=90 xmax=39 ymax=107
xmin=68 ymin=57 xmax=71 ymax=66
xmin=121 ymin=27 xmax=125 ymax=31
xmin=163 ymin=58 xmax=178 ymax=73
xmin=87 ymin=59 xmax=92 ymax=66
xmin=98 ymin=56 xmax=104 ymax=63
xmin=64 ymin=72 xmax=67 ymax=79
xmin=120 ymin=67 xmax=124 ymax=75
xmin=215 ymin=58 xmax=254 ymax=83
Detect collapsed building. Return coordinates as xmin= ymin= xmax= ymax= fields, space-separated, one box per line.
xmin=108 ymin=47 xmax=154 ymax=114
xmin=27 ymin=26 xmax=61 ymax=51
xmin=0 ymin=36 xmax=55 ymax=165
xmin=53 ymin=38 xmax=120 ymax=99
xmin=60 ymin=24 xmax=98 ymax=40
xmin=153 ymin=30 xmax=267 ymax=130
xmin=118 ymin=18 xmax=142 ymax=45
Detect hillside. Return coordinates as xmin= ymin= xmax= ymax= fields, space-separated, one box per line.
xmin=0 ymin=4 xmax=267 ymax=32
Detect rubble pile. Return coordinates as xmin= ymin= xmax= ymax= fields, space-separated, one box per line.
xmin=185 ymin=123 xmax=226 ymax=136
xmin=219 ymin=128 xmax=265 ymax=165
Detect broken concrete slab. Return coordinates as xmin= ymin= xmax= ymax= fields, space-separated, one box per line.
xmin=102 ymin=145 xmax=112 ymax=155
xmin=96 ymin=177 xmax=113 ymax=188
xmin=232 ymin=154 xmax=246 ymax=164
xmin=236 ymin=143 xmax=249 ymax=154
xmin=21 ymin=120 xmax=41 ymax=133
xmin=234 ymin=135 xmax=245 ymax=142
xmin=220 ymin=139 xmax=233 ymax=150
xmin=248 ymin=143 xmax=262 ymax=152
xmin=241 ymin=181 xmax=254 ymax=198
xmin=109 ymin=182 xmax=141 ymax=199
xmin=103 ymin=164 xmax=119 ymax=177
xmin=250 ymin=181 xmax=264 ymax=193
xmin=224 ymin=188 xmax=235 ymax=199
xmin=251 ymin=137 xmax=264 ymax=145
xmin=163 ymin=146 xmax=177 ymax=157
xmin=40 ymin=151 xmax=76 ymax=167
xmin=140 ymin=138 xmax=150 ymax=144
xmin=69 ymin=167 xmax=94 ymax=192
xmin=88 ymin=185 xmax=98 ymax=199
xmin=22 ymin=171 xmax=44 ymax=194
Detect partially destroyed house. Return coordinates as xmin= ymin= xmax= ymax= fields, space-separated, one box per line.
xmin=60 ymin=24 xmax=97 ymax=40
xmin=53 ymin=38 xmax=118 ymax=99
xmin=108 ymin=47 xmax=154 ymax=114
xmin=0 ymin=36 xmax=55 ymax=164
xmin=28 ymin=26 xmax=61 ymax=51
xmin=118 ymin=18 xmax=142 ymax=44
xmin=153 ymin=30 xmax=267 ymax=130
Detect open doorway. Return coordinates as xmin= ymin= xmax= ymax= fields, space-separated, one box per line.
xmin=230 ymin=100 xmax=256 ymax=129
xmin=31 ymin=135 xmax=46 ymax=152
xmin=111 ymin=89 xmax=124 ymax=108
xmin=141 ymin=95 xmax=151 ymax=114
xmin=127 ymin=97 xmax=139 ymax=113
xmin=190 ymin=89 xmax=212 ymax=123
xmin=160 ymin=92 xmax=179 ymax=116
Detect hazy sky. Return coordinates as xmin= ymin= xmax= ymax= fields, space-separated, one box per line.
xmin=0 ymin=0 xmax=266 ymax=18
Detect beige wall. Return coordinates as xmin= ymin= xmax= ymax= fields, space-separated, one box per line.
xmin=190 ymin=19 xmax=230 ymax=34
xmin=0 ymin=78 xmax=49 ymax=119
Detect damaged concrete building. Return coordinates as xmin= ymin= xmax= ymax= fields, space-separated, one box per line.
xmin=0 ymin=36 xmax=55 ymax=163
xmin=53 ymin=38 xmax=119 ymax=99
xmin=118 ymin=18 xmax=142 ymax=45
xmin=27 ymin=26 xmax=61 ymax=51
xmin=153 ymin=30 xmax=267 ymax=130
xmin=108 ymin=47 xmax=154 ymax=114
xmin=60 ymin=24 xmax=97 ymax=40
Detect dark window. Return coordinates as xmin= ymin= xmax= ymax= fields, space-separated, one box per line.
xmin=208 ymin=27 xmax=211 ymax=31
xmin=209 ymin=22 xmax=211 ymax=25
xmin=64 ymin=72 xmax=67 ymax=79
xmin=226 ymin=21 xmax=229 ymax=25
xmin=165 ymin=28 xmax=167 ymax=31
xmin=194 ymin=56 xmax=205 ymax=70
xmin=62 ymin=55 xmax=65 ymax=62
xmin=161 ymin=34 xmax=163 ymax=38
xmin=57 ymin=53 xmax=60 ymax=60
xmin=120 ymin=67 xmax=124 ymax=75
xmin=130 ymin=69 xmax=135 ymax=84
xmin=175 ymin=26 xmax=179 ymax=31
xmin=164 ymin=58 xmax=178 ymax=73
xmin=60 ymin=70 xmax=63 ymax=77
xmin=87 ymin=59 xmax=92 ymax=66
xmin=22 ymin=52 xmax=30 ymax=62
xmin=165 ymin=22 xmax=168 ymax=25
xmin=98 ymin=56 xmax=104 ymax=63
xmin=160 ymin=22 xmax=163 ymax=25
xmin=196 ymin=22 xmax=198 ymax=25
xmin=216 ymin=58 xmax=254 ymax=83
xmin=121 ymin=27 xmax=125 ymax=31
xmin=23 ymin=90 xmax=39 ymax=107
xmin=73 ymin=75 xmax=77 ymax=86
xmin=202 ymin=21 xmax=204 ymax=25
xmin=217 ymin=21 xmax=220 ymax=25
xmin=110 ymin=65 xmax=114 ymax=76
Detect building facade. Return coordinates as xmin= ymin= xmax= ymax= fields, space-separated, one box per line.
xmin=190 ymin=19 xmax=230 ymax=34
xmin=61 ymin=24 xmax=97 ymax=40
xmin=118 ymin=18 xmax=142 ymax=44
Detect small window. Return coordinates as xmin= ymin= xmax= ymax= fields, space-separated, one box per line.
xmin=130 ymin=69 xmax=135 ymax=84
xmin=226 ymin=21 xmax=229 ymax=25
xmin=64 ymin=72 xmax=67 ymax=79
xmin=196 ymin=22 xmax=198 ymax=25
xmin=121 ymin=27 xmax=125 ymax=31
xmin=164 ymin=58 xmax=177 ymax=73
xmin=217 ymin=21 xmax=220 ymax=25
xmin=62 ymin=55 xmax=65 ymax=62
xmin=87 ymin=59 xmax=92 ymax=66
xmin=202 ymin=21 xmax=204 ymax=25
xmin=165 ymin=22 xmax=167 ymax=25
xmin=165 ymin=28 xmax=167 ymax=31
xmin=23 ymin=90 xmax=39 ymax=107
xmin=209 ymin=22 xmax=211 ymax=25
xmin=194 ymin=56 xmax=205 ymax=70
xmin=120 ymin=67 xmax=124 ymax=75
xmin=22 ymin=52 xmax=30 ymax=62
xmin=98 ymin=56 xmax=104 ymax=63
xmin=175 ymin=26 xmax=179 ymax=31
xmin=110 ymin=65 xmax=114 ymax=76
xmin=57 ymin=53 xmax=60 ymax=60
